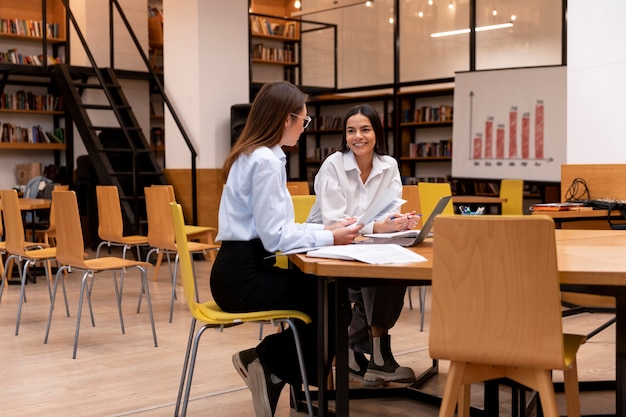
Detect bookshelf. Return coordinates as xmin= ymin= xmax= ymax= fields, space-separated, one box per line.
xmin=0 ymin=0 xmax=68 ymax=173
xmin=249 ymin=13 xmax=300 ymax=88
xmin=397 ymin=87 xmax=454 ymax=185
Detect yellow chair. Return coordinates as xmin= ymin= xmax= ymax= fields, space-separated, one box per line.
xmin=499 ymin=178 xmax=524 ymax=215
xmin=95 ymin=185 xmax=149 ymax=260
xmin=0 ymin=189 xmax=59 ymax=335
xmin=430 ymin=215 xmax=584 ymax=417
xmin=169 ymin=201 xmax=314 ymax=417
xmin=274 ymin=195 xmax=316 ymax=269
xmin=44 ymin=191 xmax=158 ymax=359
xmin=144 ymin=186 xmax=219 ymax=323
xmin=287 ymin=181 xmax=311 ymax=195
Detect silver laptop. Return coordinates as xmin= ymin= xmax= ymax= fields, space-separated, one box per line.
xmin=357 ymin=195 xmax=452 ymax=247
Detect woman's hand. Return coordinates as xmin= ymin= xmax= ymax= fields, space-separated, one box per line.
xmin=325 ymin=216 xmax=358 ymax=231
xmin=374 ymin=211 xmax=421 ymax=233
xmin=332 ymin=223 xmax=364 ymax=245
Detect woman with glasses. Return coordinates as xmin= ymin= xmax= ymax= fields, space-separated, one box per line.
xmin=307 ymin=104 xmax=419 ymax=386
xmin=212 ymin=81 xmax=362 ymax=417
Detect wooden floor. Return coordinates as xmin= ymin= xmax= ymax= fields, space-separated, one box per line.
xmin=0 ymin=249 xmax=616 ymax=416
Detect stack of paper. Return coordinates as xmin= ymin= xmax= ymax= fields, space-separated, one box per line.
xmin=306 ymin=244 xmax=426 ymax=265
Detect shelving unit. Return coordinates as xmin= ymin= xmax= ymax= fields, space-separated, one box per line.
xmin=249 ymin=13 xmax=300 ymax=88
xmin=396 ymin=87 xmax=454 ymax=184
xmin=302 ymin=93 xmax=394 ymax=187
xmin=0 ymin=0 xmax=69 ymax=176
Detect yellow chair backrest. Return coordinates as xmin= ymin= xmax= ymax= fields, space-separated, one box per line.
xmin=292 ymin=195 xmax=316 ymax=223
xmin=500 ymin=178 xmax=524 ymax=215
xmin=169 ymin=202 xmax=198 ymax=314
xmin=430 ymin=215 xmax=567 ymax=369
xmin=417 ymin=182 xmax=454 ymax=224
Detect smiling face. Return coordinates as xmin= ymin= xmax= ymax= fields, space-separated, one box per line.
xmin=345 ymin=113 xmax=376 ymax=160
xmin=280 ymin=105 xmax=308 ymax=147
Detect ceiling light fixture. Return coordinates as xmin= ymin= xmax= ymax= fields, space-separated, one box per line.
xmin=294 ymin=0 xmax=301 ymax=9
xmin=291 ymin=0 xmax=374 ymax=17
xmin=431 ymin=22 xmax=513 ymax=38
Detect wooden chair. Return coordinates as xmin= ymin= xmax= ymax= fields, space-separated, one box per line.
xmin=0 ymin=189 xmax=61 ymax=335
xmin=430 ymin=215 xmax=584 ymax=417
xmin=143 ymin=186 xmax=219 ymax=323
xmin=95 ymin=185 xmax=149 ymax=260
xmin=44 ymin=191 xmax=158 ymax=359
xmin=169 ymin=201 xmax=314 ymax=417
xmin=500 ymin=178 xmax=524 ymax=215
xmin=286 ymin=181 xmax=311 ymax=195
xmin=150 ymin=184 xmax=218 ymax=277
xmin=32 ymin=184 xmax=70 ymax=245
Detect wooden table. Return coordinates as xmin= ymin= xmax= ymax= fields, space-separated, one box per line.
xmin=452 ymin=195 xmax=506 ymax=214
xmin=290 ymin=228 xmax=626 ymax=417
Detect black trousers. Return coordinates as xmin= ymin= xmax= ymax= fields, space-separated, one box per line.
xmin=211 ymin=239 xmax=335 ymax=386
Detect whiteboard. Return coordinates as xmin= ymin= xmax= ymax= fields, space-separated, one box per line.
xmin=452 ymin=66 xmax=566 ymax=182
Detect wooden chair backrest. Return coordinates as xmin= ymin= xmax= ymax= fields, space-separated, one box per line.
xmin=402 ymin=185 xmax=422 ymax=227
xmin=145 ymin=186 xmax=177 ymax=252
xmin=429 ymin=215 xmax=566 ymax=370
xmin=53 ymin=191 xmax=90 ymax=268
xmin=287 ymin=181 xmax=310 ymax=196
xmin=96 ymin=185 xmax=124 ymax=242
xmin=169 ymin=202 xmax=198 ymax=312
xmin=417 ymin=182 xmax=454 ymax=220
xmin=47 ymin=184 xmax=70 ymax=232
xmin=148 ymin=15 xmax=163 ymax=50
xmin=499 ymin=178 xmax=524 ymax=215
xmin=0 ymin=189 xmax=27 ymax=255
xmin=561 ymin=163 xmax=626 ymax=202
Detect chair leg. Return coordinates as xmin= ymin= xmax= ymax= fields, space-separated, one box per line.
xmin=137 ymin=265 xmax=158 ymax=348
xmin=44 ymin=265 xmax=71 ymax=344
xmin=174 ymin=318 xmax=197 ymax=417
xmin=419 ymin=285 xmax=427 ymax=331
xmin=179 ymin=322 xmax=210 ymax=417
xmin=153 ymin=251 xmax=164 ymax=281
xmin=285 ymin=318 xmax=314 ymax=417
xmin=563 ymin=362 xmax=582 ymax=417
xmin=111 ymin=271 xmax=126 ymax=334
xmin=407 ymin=286 xmax=413 ymax=310
xmin=439 ymin=361 xmax=466 ymax=417
xmin=15 ymin=258 xmax=35 ymax=335
xmin=73 ymin=271 xmax=92 ymax=359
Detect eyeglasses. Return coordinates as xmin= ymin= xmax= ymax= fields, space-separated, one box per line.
xmin=291 ymin=113 xmax=312 ymax=129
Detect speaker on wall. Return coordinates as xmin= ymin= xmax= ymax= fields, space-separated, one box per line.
xmin=230 ymin=103 xmax=252 ymax=147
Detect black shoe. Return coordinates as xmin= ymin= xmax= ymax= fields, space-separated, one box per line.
xmin=233 ymin=348 xmax=286 ymax=417
xmin=348 ymin=349 xmax=382 ymax=387
xmin=364 ymin=335 xmax=416 ymax=383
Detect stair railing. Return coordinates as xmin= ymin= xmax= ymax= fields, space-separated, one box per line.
xmin=59 ymin=0 xmax=199 ymax=225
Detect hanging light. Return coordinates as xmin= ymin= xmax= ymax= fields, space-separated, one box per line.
xmin=294 ymin=0 xmax=302 ymax=9
xmin=291 ymin=0 xmax=375 ymax=17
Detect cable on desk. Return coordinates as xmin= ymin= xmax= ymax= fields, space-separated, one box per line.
xmin=564 ymin=177 xmax=590 ymax=202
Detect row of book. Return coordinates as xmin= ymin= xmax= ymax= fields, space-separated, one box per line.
xmin=250 ymin=16 xmax=296 ymax=38
xmin=1 ymin=92 xmax=62 ymax=112
xmin=0 ymin=49 xmax=62 ymax=66
xmin=0 ymin=18 xmax=61 ymax=39
xmin=407 ymin=139 xmax=452 ymax=158
xmin=402 ymin=105 xmax=453 ymax=123
xmin=0 ymin=123 xmax=64 ymax=144
xmin=308 ymin=147 xmax=339 ymax=162
xmin=252 ymin=43 xmax=297 ymax=64
xmin=309 ymin=111 xmax=389 ymax=132
xmin=402 ymin=176 xmax=449 ymax=185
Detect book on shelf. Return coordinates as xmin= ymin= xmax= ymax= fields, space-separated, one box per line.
xmin=530 ymin=202 xmax=584 ymax=211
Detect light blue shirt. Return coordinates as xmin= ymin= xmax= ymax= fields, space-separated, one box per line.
xmin=217 ymin=145 xmax=333 ymax=253
xmin=307 ymin=151 xmax=403 ymax=235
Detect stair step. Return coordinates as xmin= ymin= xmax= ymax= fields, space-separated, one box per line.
xmin=82 ymin=104 xmax=114 ymax=110
xmin=100 ymin=148 xmax=153 ymax=153
xmin=72 ymin=82 xmax=120 ymax=89
xmin=91 ymin=126 xmax=141 ymax=131
xmin=108 ymin=171 xmax=164 ymax=176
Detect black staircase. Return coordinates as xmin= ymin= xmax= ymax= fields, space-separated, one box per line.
xmin=55 ymin=63 xmax=166 ymax=232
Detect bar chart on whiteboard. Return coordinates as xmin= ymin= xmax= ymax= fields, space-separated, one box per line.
xmin=452 ymin=66 xmax=566 ymax=182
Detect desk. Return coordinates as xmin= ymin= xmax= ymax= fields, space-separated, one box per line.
xmin=452 ymin=195 xmax=506 ymax=214
xmin=290 ymin=229 xmax=626 ymax=416
xmin=532 ymin=208 xmax=624 ymax=229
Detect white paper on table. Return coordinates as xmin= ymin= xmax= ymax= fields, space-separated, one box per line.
xmin=356 ymin=197 xmax=406 ymax=226
xmin=306 ymin=244 xmax=426 ymax=265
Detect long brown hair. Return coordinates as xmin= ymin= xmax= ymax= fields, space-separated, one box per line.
xmin=223 ymin=81 xmax=308 ymax=177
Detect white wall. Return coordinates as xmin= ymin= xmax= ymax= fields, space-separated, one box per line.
xmin=567 ymin=1 xmax=626 ymax=163
xmin=164 ymin=0 xmax=249 ymax=169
